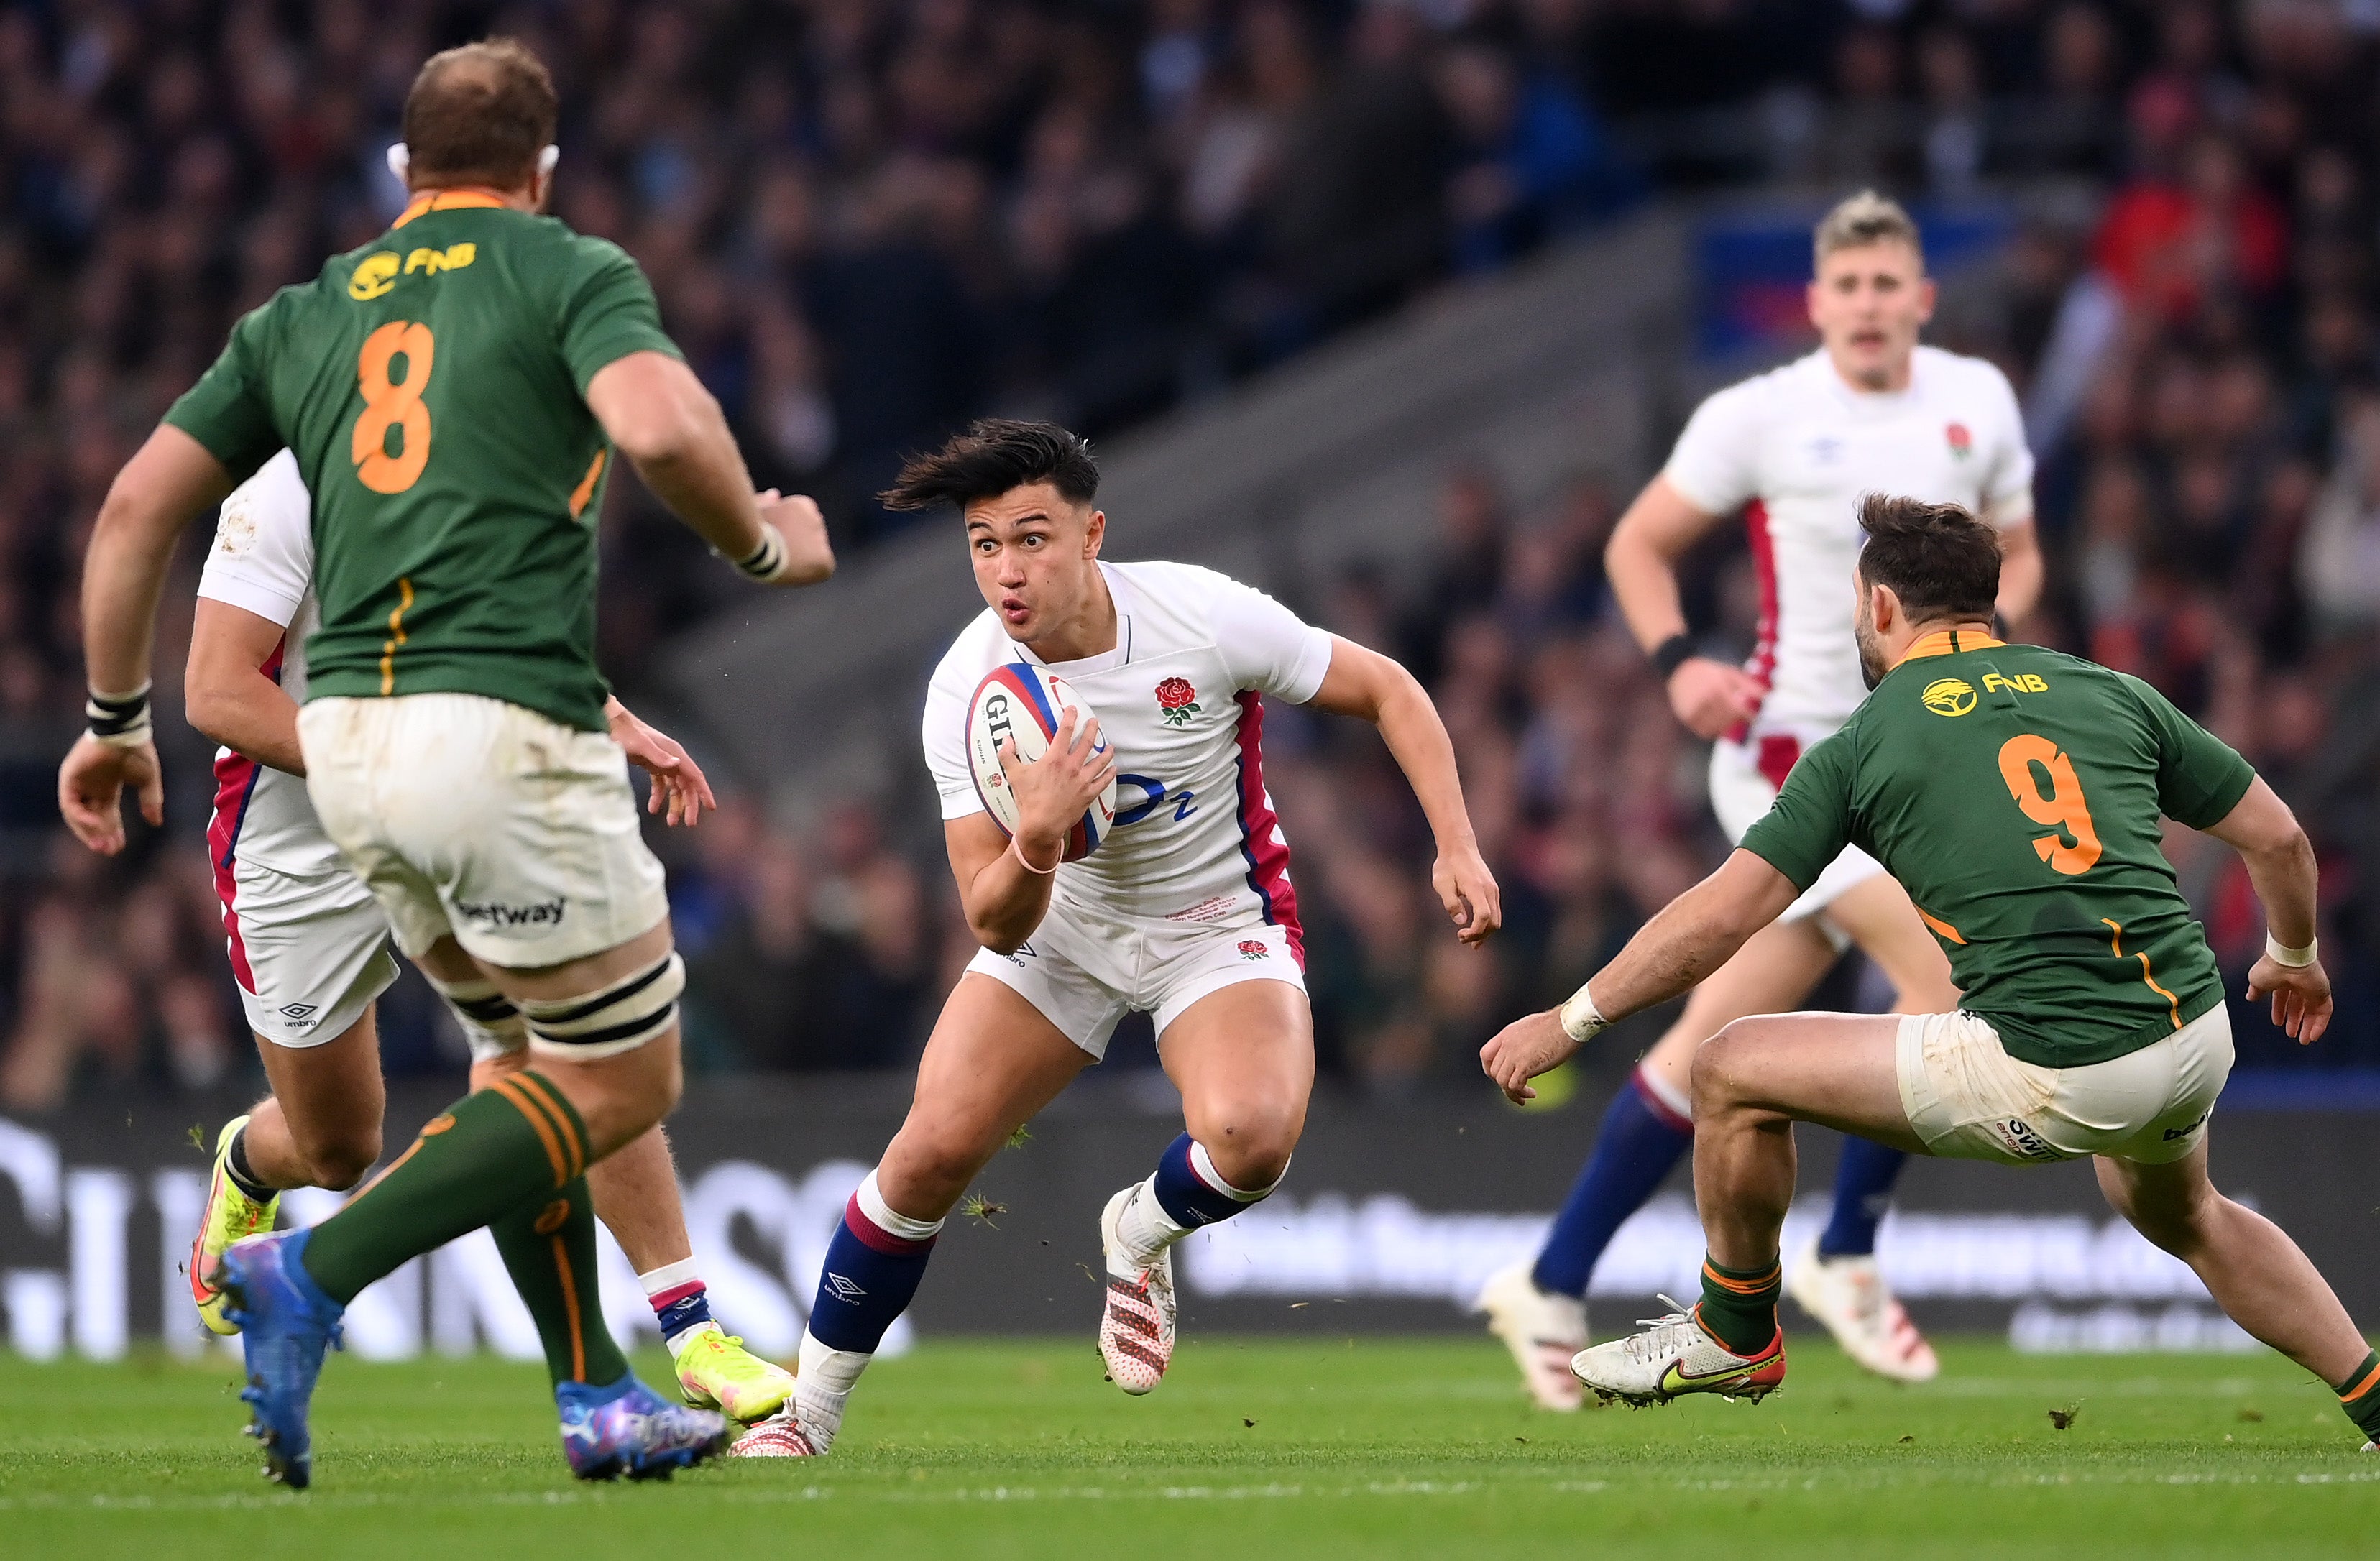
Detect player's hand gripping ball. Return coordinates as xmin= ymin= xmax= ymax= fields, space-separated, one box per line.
xmin=967 ymin=663 xmax=1120 ymax=862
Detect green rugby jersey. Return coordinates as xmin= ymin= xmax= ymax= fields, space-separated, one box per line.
xmin=1740 ymin=630 xmax=2256 ymax=1068
xmin=165 ymin=190 xmax=681 ymax=732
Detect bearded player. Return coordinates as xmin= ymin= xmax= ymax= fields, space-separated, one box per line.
xmin=1474 ymin=190 xmax=2045 ymax=1405
xmin=1483 ymin=495 xmax=2380 ymax=1455
xmin=59 ymin=40 xmax=831 ymax=1486
xmin=731 ymin=419 xmax=1501 ymax=1458
xmin=175 ymin=448 xmax=792 ymax=1424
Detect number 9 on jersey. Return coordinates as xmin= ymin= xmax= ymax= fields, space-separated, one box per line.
xmin=966 ymin=663 xmax=1119 ymax=862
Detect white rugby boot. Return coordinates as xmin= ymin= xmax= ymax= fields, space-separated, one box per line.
xmin=1570 ymin=1297 xmax=1786 ymax=1408
xmin=1783 ymin=1234 xmax=1939 ymax=1383
xmin=1098 ymin=1184 xmax=1177 ymax=1394
xmin=728 ymin=1380 xmax=840 ymax=1458
xmin=1472 ymin=1260 xmax=1586 ymax=1411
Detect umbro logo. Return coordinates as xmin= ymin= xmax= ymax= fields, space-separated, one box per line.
xmin=280 ymin=1003 xmax=318 ymax=1021
xmin=824 ymin=1271 xmax=868 ymax=1303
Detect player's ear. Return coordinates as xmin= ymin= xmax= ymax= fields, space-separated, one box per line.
xmin=1916 ymin=275 xmax=1938 ymax=325
xmin=1083 ymin=508 xmax=1105 ymax=559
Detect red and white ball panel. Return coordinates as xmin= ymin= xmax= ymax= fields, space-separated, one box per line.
xmin=965 ymin=662 xmax=1119 ymax=862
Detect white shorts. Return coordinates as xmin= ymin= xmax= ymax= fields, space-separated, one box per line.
xmin=219 ymin=856 xmax=400 ymax=1048
xmin=298 ymin=694 xmax=671 ymax=969
xmin=1897 ymin=1003 xmax=2233 ymax=1166
xmin=1709 ymin=735 xmax=1887 ymax=934
xmin=966 ymin=900 xmax=1308 ymax=1060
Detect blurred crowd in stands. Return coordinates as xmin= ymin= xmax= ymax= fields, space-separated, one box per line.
xmin=8 ymin=0 xmax=2380 ymax=1105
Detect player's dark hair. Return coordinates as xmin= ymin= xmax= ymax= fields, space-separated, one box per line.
xmin=880 ymin=419 xmax=1100 ymax=513
xmin=402 ymin=39 xmax=559 ymax=190
xmin=1855 ymin=493 xmax=2000 ymax=622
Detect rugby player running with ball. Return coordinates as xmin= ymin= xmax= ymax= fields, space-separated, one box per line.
xmin=732 ymin=420 xmax=1500 ymax=1458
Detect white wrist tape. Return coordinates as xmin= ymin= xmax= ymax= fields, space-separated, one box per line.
xmin=1558 ymin=982 xmax=1607 ymax=1044
xmin=86 ymin=683 xmax=152 ymax=748
xmin=732 ymin=522 xmax=790 ymax=582
xmin=2266 ymin=932 xmax=2318 ymax=968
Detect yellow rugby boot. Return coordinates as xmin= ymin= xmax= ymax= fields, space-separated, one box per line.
xmin=672 ymin=1324 xmax=796 ymax=1424
xmin=191 ymin=1115 xmax=279 ymax=1335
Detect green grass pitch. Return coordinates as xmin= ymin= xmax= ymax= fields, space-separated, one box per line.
xmin=1 ymin=1338 xmax=2370 ymax=1559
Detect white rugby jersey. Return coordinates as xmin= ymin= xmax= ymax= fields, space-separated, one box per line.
xmin=1665 ymin=344 xmax=2034 ymax=750
xmin=922 ymin=561 xmax=1333 ymax=951
xmin=195 ymin=450 xmax=346 ymax=892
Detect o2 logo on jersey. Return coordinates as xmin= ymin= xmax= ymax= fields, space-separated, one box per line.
xmin=1921 ymin=677 xmax=1977 ymax=717
xmin=1945 ymin=421 xmax=1972 ymax=460
xmin=1114 ymin=773 xmax=1196 ymax=827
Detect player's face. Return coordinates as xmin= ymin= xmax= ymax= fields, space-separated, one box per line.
xmin=1809 ymin=241 xmax=1934 ymax=392
xmin=965 ymin=483 xmax=1106 ymax=641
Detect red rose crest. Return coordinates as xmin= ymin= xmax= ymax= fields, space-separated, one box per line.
xmin=1156 ymin=676 xmax=1201 ymax=726
xmin=1945 ymin=421 xmax=1972 ymax=459
xmin=1236 ymin=939 xmax=1269 ymax=960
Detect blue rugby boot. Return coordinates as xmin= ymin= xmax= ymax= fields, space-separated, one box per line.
xmin=219 ymin=1228 xmax=344 ymax=1489
xmin=556 ymin=1373 xmax=731 ymax=1481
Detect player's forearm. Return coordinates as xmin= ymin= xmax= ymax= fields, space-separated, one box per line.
xmin=628 ymin=415 xmax=767 ymax=563
xmin=186 ymin=676 xmax=304 ymax=775
xmin=82 ymin=496 xmax=180 ymax=696
xmin=82 ymin=426 xmax=233 ymax=696
xmin=1372 ymin=669 xmax=1479 ymax=855
xmin=1576 ymin=855 xmax=1791 ymax=1025
xmin=2242 ymin=829 xmax=2320 ymax=951
xmin=962 ymin=854 xmax=1055 ymax=955
xmin=1604 ymin=522 xmax=1689 ymax=653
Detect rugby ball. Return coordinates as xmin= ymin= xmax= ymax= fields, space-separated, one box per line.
xmin=965 ymin=663 xmax=1118 ymax=862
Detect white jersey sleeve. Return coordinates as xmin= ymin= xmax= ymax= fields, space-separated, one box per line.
xmin=1974 ymin=363 xmax=2036 ymax=528
xmin=196 ymin=449 xmax=313 ymax=628
xmin=1203 ymin=573 xmax=1334 ymax=703
xmin=1662 ymin=379 xmax=1767 ymax=517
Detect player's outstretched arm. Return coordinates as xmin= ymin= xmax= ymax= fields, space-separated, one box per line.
xmin=1606 ymin=474 xmax=1760 ymax=740
xmin=603 ymin=696 xmax=717 ymax=828
xmin=185 ymin=598 xmax=305 ymax=776
xmin=945 ymin=709 xmax=1116 ymax=954
xmin=1305 ymin=635 xmax=1501 ymax=944
xmin=2204 ymin=777 xmax=2332 ymax=1044
xmin=585 ymin=351 xmax=834 ymax=586
xmin=1480 ymin=849 xmax=1797 ymax=1103
xmin=60 ymin=425 xmax=235 ymax=855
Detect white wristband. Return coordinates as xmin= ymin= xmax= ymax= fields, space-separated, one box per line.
xmin=732 ymin=522 xmax=789 ymax=583
xmin=2266 ymin=932 xmax=2317 ymax=968
xmin=1558 ymin=982 xmax=1607 ymax=1044
xmin=1011 ymin=835 xmax=1060 ymax=875
xmin=86 ymin=683 xmax=153 ymax=748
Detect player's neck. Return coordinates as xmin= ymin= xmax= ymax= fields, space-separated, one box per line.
xmin=403 ymin=181 xmax=536 ymax=213
xmin=1023 ymin=568 xmax=1118 ymax=664
xmin=1824 ymin=349 xmax=1915 ymax=397
xmin=1889 ymin=618 xmax=1998 ymax=666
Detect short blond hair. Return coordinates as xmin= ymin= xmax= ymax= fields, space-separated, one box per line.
xmin=1814 ymin=190 xmax=1924 ymax=272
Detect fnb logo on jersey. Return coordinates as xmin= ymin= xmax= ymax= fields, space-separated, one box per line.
xmin=1921 ymin=678 xmax=1977 ymax=717
xmin=348 ymin=243 xmax=477 ymax=300
xmin=1982 ymin=673 xmax=2050 ymax=694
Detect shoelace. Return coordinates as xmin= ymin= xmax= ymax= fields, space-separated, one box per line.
xmin=1619 ymin=1295 xmax=1704 ymax=1365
